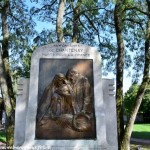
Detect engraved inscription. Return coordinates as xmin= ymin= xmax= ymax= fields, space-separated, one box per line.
xmin=41 ymin=44 xmax=90 ymax=57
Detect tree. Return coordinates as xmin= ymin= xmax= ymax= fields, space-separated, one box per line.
xmin=0 ymin=0 xmax=35 ymax=147
xmin=0 ymin=48 xmax=14 ymax=147
xmin=98 ymin=0 xmax=150 ymax=149
xmin=114 ymin=1 xmax=126 ymax=148
xmin=124 ymin=83 xmax=150 ymax=122
xmin=13 ymin=1 xmax=150 ymax=150
xmin=56 ymin=0 xmax=66 ymax=42
xmin=121 ymin=1 xmax=150 ymax=149
xmin=0 ymin=0 xmax=148 ymax=149
xmin=72 ymin=0 xmax=82 ymax=42
xmin=124 ymin=84 xmax=139 ymax=116
xmin=141 ymin=85 xmax=150 ymax=121
xmin=1 ymin=0 xmax=15 ymax=109
xmin=30 ymin=0 xmax=100 ymax=45
xmin=0 ymin=0 xmax=15 ymax=147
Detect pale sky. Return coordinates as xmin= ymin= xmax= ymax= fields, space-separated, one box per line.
xmin=103 ymin=71 xmax=132 ymax=94
xmin=32 ymin=12 xmax=133 ymax=94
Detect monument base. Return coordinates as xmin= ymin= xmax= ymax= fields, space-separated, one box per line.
xmin=14 ymin=43 xmax=118 ymax=150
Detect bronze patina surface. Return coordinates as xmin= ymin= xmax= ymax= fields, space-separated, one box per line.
xmin=36 ymin=62 xmax=96 ymax=139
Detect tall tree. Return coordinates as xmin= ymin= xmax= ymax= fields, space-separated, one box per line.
xmin=17 ymin=1 xmax=150 ymax=149
xmin=8 ymin=0 xmax=36 ymax=78
xmin=56 ymin=0 xmax=66 ymax=42
xmin=72 ymin=0 xmax=82 ymax=42
xmin=30 ymin=0 xmax=100 ymax=45
xmin=101 ymin=0 xmax=150 ymax=149
xmin=124 ymin=83 xmax=150 ymax=119
xmin=0 ymin=48 xmax=14 ymax=147
xmin=114 ymin=1 xmax=126 ymax=148
xmin=1 ymin=0 xmax=15 ymax=109
xmin=121 ymin=0 xmax=150 ymax=149
xmin=0 ymin=0 xmax=35 ymax=147
xmin=0 ymin=0 xmax=15 ymax=147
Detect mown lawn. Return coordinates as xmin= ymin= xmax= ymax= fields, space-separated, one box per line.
xmin=0 ymin=130 xmax=6 ymax=143
xmin=0 ymin=124 xmax=149 ymax=146
xmin=132 ymin=124 xmax=150 ymax=139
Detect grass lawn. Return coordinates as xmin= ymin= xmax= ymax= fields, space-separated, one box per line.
xmin=0 ymin=124 xmax=149 ymax=146
xmin=132 ymin=124 xmax=150 ymax=139
xmin=0 ymin=130 xmax=6 ymax=143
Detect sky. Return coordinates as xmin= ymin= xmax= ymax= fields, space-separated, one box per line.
xmin=33 ymin=21 xmax=133 ymax=93
xmin=0 ymin=0 xmax=140 ymax=98
xmin=33 ymin=21 xmax=134 ymax=93
xmin=0 ymin=1 xmax=138 ymax=97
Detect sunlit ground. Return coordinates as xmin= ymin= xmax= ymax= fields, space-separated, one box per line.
xmin=132 ymin=124 xmax=150 ymax=139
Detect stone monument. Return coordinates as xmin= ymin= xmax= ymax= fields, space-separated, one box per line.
xmin=14 ymin=43 xmax=118 ymax=150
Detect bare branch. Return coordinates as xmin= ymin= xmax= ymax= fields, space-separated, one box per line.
xmin=81 ymin=12 xmax=103 ymax=46
xmin=125 ymin=6 xmax=148 ymax=16
xmin=63 ymin=16 xmax=72 ymax=24
xmin=79 ymin=6 xmax=110 ymax=15
xmin=8 ymin=12 xmax=22 ymax=23
xmin=125 ymin=18 xmax=145 ymax=32
xmin=83 ymin=13 xmax=98 ymax=32
xmin=64 ymin=7 xmax=111 ymax=18
xmin=79 ymin=18 xmax=91 ymax=34
xmin=31 ymin=0 xmax=57 ymax=15
xmin=64 ymin=10 xmax=73 ymax=17
xmin=103 ymin=21 xmax=115 ymax=27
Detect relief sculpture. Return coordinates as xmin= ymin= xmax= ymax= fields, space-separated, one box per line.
xmin=36 ymin=67 xmax=96 ymax=139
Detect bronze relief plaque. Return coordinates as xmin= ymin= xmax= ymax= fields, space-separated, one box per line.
xmin=36 ymin=59 xmax=96 ymax=139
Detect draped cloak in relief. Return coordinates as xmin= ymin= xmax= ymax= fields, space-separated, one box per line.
xmin=36 ymin=73 xmax=74 ymax=122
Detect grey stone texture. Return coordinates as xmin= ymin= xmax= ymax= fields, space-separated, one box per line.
xmin=14 ymin=43 xmax=118 ymax=150
xmin=14 ymin=78 xmax=29 ymax=146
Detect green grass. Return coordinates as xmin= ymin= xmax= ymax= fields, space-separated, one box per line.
xmin=0 ymin=124 xmax=149 ymax=144
xmin=132 ymin=124 xmax=150 ymax=139
xmin=0 ymin=130 xmax=6 ymax=143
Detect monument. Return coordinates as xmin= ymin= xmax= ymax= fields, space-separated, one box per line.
xmin=14 ymin=43 xmax=118 ymax=150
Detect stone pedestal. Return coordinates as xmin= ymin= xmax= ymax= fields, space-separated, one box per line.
xmin=14 ymin=43 xmax=118 ymax=150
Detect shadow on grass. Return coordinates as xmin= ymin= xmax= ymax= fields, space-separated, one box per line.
xmin=131 ymin=144 xmax=150 ymax=150
xmin=132 ymin=131 xmax=150 ymax=139
xmin=0 ymin=130 xmax=6 ymax=143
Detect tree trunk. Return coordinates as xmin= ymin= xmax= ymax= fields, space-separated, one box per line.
xmin=114 ymin=2 xmax=125 ymax=149
xmin=1 ymin=0 xmax=15 ymax=148
xmin=0 ymin=49 xmax=14 ymax=148
xmin=121 ymin=5 xmax=150 ymax=150
xmin=72 ymin=0 xmax=82 ymax=43
xmin=56 ymin=0 xmax=66 ymax=42
xmin=1 ymin=0 xmax=15 ymax=109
